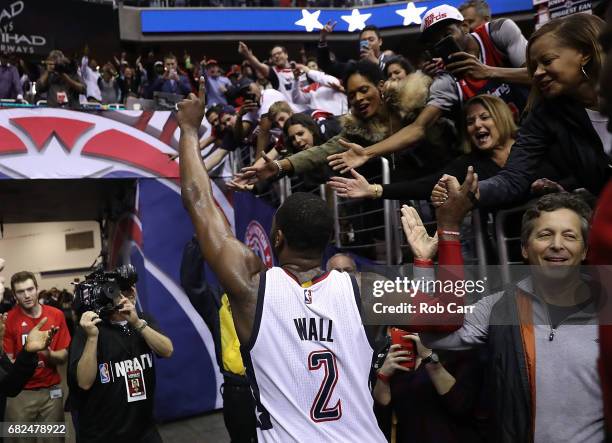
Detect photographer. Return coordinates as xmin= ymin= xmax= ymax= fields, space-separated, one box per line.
xmin=36 ymin=50 xmax=86 ymax=108
xmin=68 ymin=277 xmax=173 ymax=443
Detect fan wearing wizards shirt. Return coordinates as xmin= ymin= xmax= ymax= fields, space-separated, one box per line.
xmin=323 ymin=4 xmax=531 ymax=176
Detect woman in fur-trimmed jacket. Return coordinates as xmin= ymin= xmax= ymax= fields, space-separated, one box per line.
xmin=243 ymin=60 xmax=458 ymax=183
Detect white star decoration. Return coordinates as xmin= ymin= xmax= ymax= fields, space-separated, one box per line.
xmin=295 ymin=9 xmax=324 ymax=32
xmin=341 ymin=8 xmax=372 ymax=32
xmin=395 ymin=2 xmax=428 ymax=26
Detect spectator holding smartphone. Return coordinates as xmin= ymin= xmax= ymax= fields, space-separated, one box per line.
xmin=233 ymin=80 xmax=294 ymax=142
xmin=370 ymin=201 xmax=486 ymax=443
xmin=373 ymin=330 xmax=485 ymax=443
xmin=320 ymin=4 xmax=531 ymax=174
xmin=317 ymin=22 xmax=390 ymax=77
xmin=149 ymin=53 xmax=192 ymax=97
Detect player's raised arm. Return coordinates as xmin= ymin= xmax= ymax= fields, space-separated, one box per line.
xmin=177 ymin=93 xmax=267 ymax=343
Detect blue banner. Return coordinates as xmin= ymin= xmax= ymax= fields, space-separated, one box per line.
xmin=142 ymin=0 xmax=533 ymax=33
xmin=234 ymin=192 xmax=277 ymax=268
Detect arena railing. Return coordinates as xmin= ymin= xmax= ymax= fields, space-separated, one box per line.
xmin=494 ymin=203 xmax=530 ymax=285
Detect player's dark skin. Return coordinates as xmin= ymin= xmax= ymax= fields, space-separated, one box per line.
xmin=177 ymin=93 xmax=325 ymax=344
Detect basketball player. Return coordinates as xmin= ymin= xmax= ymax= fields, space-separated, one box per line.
xmin=177 ymin=93 xmax=386 ymax=442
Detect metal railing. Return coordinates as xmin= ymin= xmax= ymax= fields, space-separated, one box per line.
xmin=494 ymin=204 xmax=529 ymax=285
xmin=225 ymin=149 xmax=520 ymax=273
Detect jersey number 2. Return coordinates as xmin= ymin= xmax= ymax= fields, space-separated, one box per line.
xmin=308 ymin=350 xmax=342 ymax=422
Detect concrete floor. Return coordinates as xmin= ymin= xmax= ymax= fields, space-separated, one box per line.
xmin=56 ymin=364 xmax=230 ymax=443
xmin=158 ymin=410 xmax=230 ymax=443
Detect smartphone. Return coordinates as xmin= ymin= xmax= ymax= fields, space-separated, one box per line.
xmin=359 ymin=39 xmax=369 ymax=51
xmin=433 ymin=35 xmax=462 ymax=65
xmin=390 ymin=327 xmax=416 ymax=370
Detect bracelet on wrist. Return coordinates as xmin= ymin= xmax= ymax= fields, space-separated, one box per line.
xmin=272 ymin=160 xmax=284 ymax=177
xmin=135 ymin=319 xmax=148 ymax=332
xmin=437 ymin=229 xmax=460 ymax=237
xmin=376 ymin=371 xmax=391 ymax=384
xmin=414 ymin=258 xmax=434 ymax=267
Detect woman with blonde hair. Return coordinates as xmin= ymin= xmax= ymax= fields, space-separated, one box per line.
xmin=464 ymin=13 xmax=611 ymax=208
xmin=328 ymin=94 xmax=559 ymax=201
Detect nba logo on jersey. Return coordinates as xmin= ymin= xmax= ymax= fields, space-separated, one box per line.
xmin=304 ymin=289 xmax=312 ymax=304
xmin=99 ymin=363 xmax=111 ymax=384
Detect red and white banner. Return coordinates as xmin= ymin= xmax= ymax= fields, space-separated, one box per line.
xmin=0 ymin=107 xmax=234 ymax=229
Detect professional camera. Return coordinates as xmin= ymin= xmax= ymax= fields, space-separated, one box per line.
xmin=54 ymin=57 xmax=77 ymax=75
xmin=73 ymin=264 xmax=138 ymax=318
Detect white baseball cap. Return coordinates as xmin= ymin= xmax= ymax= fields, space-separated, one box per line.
xmin=420 ymin=5 xmax=464 ymax=34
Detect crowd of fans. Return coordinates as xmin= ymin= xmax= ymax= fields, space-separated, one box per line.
xmin=173 ymin=0 xmax=612 ymax=440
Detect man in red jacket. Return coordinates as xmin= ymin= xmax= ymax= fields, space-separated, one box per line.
xmin=4 ymin=271 xmax=71 ymax=441
xmin=591 ymin=5 xmax=612 ymax=439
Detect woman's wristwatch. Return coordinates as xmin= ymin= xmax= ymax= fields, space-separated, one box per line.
xmin=421 ymin=352 xmax=440 ymax=366
xmin=369 ymin=184 xmax=382 ymax=199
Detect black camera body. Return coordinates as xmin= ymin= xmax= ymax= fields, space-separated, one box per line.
xmin=54 ymin=57 xmax=77 ymax=76
xmin=73 ymin=264 xmax=138 ymax=319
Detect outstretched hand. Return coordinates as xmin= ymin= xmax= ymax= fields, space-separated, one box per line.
xmin=327 ymin=169 xmax=372 ymax=199
xmin=327 ymin=139 xmax=369 ymax=173
xmin=227 ymin=175 xmax=255 ymax=192
xmin=177 ymin=93 xmax=205 ymax=131
xmin=401 ymin=205 xmax=438 ymax=260
xmin=239 ymin=153 xmax=279 ymax=184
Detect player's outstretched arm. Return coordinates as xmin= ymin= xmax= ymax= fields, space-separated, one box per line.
xmin=178 ymin=94 xmax=267 ymax=343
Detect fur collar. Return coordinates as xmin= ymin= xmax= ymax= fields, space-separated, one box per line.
xmin=340 ymin=71 xmax=433 ymax=145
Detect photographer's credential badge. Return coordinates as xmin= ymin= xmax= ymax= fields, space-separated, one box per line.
xmin=125 ymin=369 xmax=147 ymax=402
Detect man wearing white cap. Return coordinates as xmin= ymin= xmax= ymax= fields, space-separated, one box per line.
xmin=419 ymin=4 xmax=530 ymax=117
xmin=320 ymin=4 xmax=531 ymax=174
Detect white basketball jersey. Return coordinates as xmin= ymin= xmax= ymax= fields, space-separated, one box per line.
xmin=242 ymin=267 xmax=386 ymax=442
xmin=271 ymin=66 xmax=309 ymax=112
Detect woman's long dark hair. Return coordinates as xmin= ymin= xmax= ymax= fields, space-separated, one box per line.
xmin=282 ymin=113 xmax=323 ymax=154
